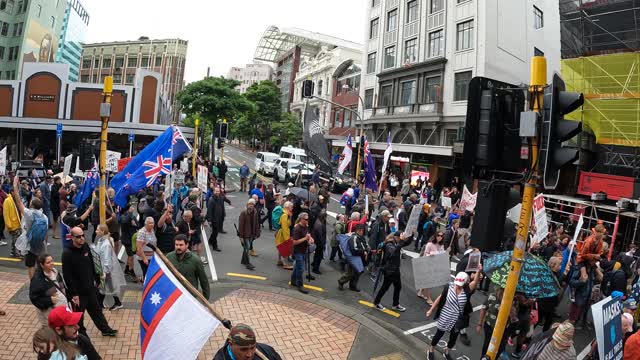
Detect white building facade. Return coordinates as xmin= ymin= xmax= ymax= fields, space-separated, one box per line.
xmin=358 ymin=0 xmax=560 ymax=176
xmin=227 ymin=63 xmax=273 ymax=93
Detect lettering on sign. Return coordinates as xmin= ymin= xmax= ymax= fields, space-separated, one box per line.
xmin=29 ymin=94 xmax=55 ymax=102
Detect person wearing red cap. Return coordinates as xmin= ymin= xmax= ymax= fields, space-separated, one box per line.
xmin=48 ymin=306 xmax=101 ymax=360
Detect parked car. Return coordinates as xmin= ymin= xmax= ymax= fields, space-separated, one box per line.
xmin=255 ymin=151 xmax=279 ymax=176
xmin=274 ymin=159 xmax=313 ymax=184
xmin=278 ymin=146 xmax=314 ymax=166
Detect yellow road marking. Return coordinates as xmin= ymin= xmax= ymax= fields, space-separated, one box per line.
xmin=359 ymin=300 xmax=401 ymax=318
xmin=226 ymin=272 xmax=267 ymax=280
xmin=0 ymin=257 xmax=61 ymax=266
xmin=288 ymin=282 xmax=324 ymax=292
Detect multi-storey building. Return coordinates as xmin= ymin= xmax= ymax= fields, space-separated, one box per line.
xmin=358 ymin=0 xmax=560 ymax=181
xmin=227 ymin=63 xmax=273 ymax=93
xmin=56 ymin=0 xmax=89 ymax=81
xmin=0 ymin=0 xmax=66 ymax=80
xmin=79 ymin=37 xmax=188 ymax=122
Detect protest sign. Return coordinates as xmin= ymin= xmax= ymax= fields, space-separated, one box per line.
xmin=441 ymin=196 xmax=452 ymax=208
xmin=106 ymin=150 xmax=121 ymax=173
xmin=520 ymin=329 xmax=555 ymax=360
xmin=412 ymin=253 xmax=451 ymax=290
xmin=532 ymin=194 xmax=549 ymax=243
xmin=410 ymin=170 xmax=429 ymax=187
xmin=507 ymin=203 xmax=522 ymax=223
xmin=63 ymin=154 xmax=73 ymax=179
xmin=197 ymin=165 xmax=208 ymax=192
xmin=465 ymin=252 xmax=482 ymax=272
xmin=180 ymin=158 xmax=189 ymax=172
xmin=0 ymin=146 xmax=6 ymax=176
xmin=174 ymin=172 xmax=185 ymax=184
xmin=403 ymin=204 xmax=422 ymax=237
xmin=459 ymin=185 xmax=477 ymax=211
xmin=592 ymin=296 xmax=623 ymax=360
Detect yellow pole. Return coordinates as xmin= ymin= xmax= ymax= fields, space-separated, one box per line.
xmin=192 ymin=118 xmax=199 ymax=179
xmin=99 ymin=76 xmax=113 ymax=224
xmin=220 ymin=118 xmax=227 ymax=161
xmin=485 ymin=56 xmax=546 ymax=360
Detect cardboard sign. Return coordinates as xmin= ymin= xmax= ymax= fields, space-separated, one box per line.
xmin=459 ymin=185 xmax=477 ymax=211
xmin=106 ymin=150 xmax=121 ymax=173
xmin=197 ymin=165 xmax=208 ymax=192
xmin=592 ymin=296 xmax=623 ymax=360
xmin=412 ymin=253 xmax=451 ymax=290
xmin=117 ymin=157 xmax=132 ymax=172
xmin=441 ymin=196 xmax=452 ymax=208
xmin=532 ymin=194 xmax=549 ymax=243
xmin=0 ymin=146 xmax=6 ymax=176
xmin=465 ymin=252 xmax=482 ymax=272
xmin=174 ymin=172 xmax=185 ymax=184
xmin=403 ymin=204 xmax=422 ymax=237
xmin=63 ymin=154 xmax=73 ymax=179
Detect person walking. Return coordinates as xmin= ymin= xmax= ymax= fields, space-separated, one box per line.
xmin=217 ymin=160 xmax=228 ymax=189
xmin=290 ymin=212 xmax=314 ymax=293
xmin=417 ymin=231 xmax=446 ymax=304
xmin=338 ymin=223 xmax=369 ymax=292
xmin=207 ymin=187 xmax=224 ymax=252
xmin=62 ymin=226 xmax=117 ymax=337
xmin=275 ymin=201 xmax=293 ymax=270
xmin=185 ymin=194 xmax=206 ymax=263
xmin=426 ymin=268 xmax=483 ymax=360
xmin=3 ymin=181 xmax=21 ymax=257
xmin=239 ymin=162 xmax=250 ymax=192
xmin=166 ymin=234 xmax=210 ymax=299
xmin=373 ymin=231 xmax=413 ymax=312
xmin=94 ymin=224 xmax=125 ymax=311
xmin=263 ymin=184 xmax=276 ymax=230
xmin=311 ymin=210 xmax=327 ymax=275
xmin=50 ymin=176 xmax=62 ymax=239
xmin=238 ymin=199 xmax=260 ymax=270
xmin=39 ymin=175 xmax=52 ymax=228
xmin=329 ymin=214 xmax=346 ymax=262
xmin=136 ymin=217 xmax=158 ymax=278
xmin=29 ymin=253 xmax=68 ymax=325
xmin=213 ymin=323 xmax=282 ymax=360
xmin=119 ymin=203 xmax=137 ymax=279
xmin=47 ymin=306 xmax=101 ymax=360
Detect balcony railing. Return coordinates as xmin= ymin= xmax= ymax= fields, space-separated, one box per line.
xmin=371 ymin=101 xmax=443 ymax=117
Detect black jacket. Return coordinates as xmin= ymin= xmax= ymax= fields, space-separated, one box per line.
xmin=212 ymin=343 xmax=282 ymax=360
xmin=62 ymin=243 xmax=100 ymax=296
xmin=264 ymin=189 xmax=276 ymax=210
xmin=381 ymin=237 xmax=413 ymax=274
xmin=29 ymin=269 xmax=64 ymax=310
xmin=207 ymin=195 xmax=225 ymax=229
xmin=311 ymin=219 xmax=326 ymax=246
xmin=78 ymin=334 xmax=102 ymax=360
xmin=119 ymin=211 xmax=137 ymax=246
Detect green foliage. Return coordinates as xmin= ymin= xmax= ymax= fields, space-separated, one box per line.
xmin=271 ymin=112 xmax=302 ymax=149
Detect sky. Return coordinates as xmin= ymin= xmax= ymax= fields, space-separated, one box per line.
xmin=82 ymin=0 xmax=366 ymax=83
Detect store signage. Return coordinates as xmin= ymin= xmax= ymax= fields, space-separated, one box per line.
xmin=29 ymin=94 xmax=55 ymax=102
xmin=577 ymin=171 xmax=636 ymax=201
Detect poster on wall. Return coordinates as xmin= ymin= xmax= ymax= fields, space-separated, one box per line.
xmin=410 ymin=170 xmax=429 ymax=187
xmin=21 ymin=2 xmax=65 ymax=65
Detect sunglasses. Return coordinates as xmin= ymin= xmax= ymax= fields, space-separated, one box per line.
xmin=436 ymin=234 xmax=444 ymax=237
xmin=73 ymin=234 xmax=85 ymax=239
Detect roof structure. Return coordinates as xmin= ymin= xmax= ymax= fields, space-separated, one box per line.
xmin=254 ymin=26 xmax=362 ymax=63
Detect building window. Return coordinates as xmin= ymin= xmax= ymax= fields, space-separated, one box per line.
xmin=457 ymin=0 xmax=470 ymax=3
xmin=454 ymin=71 xmax=472 ymax=101
xmin=345 ymin=110 xmax=352 ymax=128
xmin=82 ymin=59 xmax=91 ymax=69
xmin=445 ymin=129 xmax=458 ymax=146
xmin=11 ymin=22 xmax=17 ymax=36
xmin=0 ymin=22 xmax=8 ymax=36
xmin=102 ymin=58 xmax=111 ymax=68
xmin=50 ymin=16 xmax=55 ymax=29
xmin=141 ymin=57 xmax=149 ymax=67
xmin=155 ymin=56 xmax=162 ymax=67
xmin=456 ymin=20 xmax=474 ymax=51
xmin=7 ymin=46 xmax=13 ymax=60
xmin=424 ymin=76 xmax=441 ymax=102
xmin=114 ymin=73 xmax=122 ymax=84
xmin=386 ymin=9 xmax=398 ymax=32
xmin=16 ymin=22 xmax=22 ymax=36
xmin=0 ymin=46 xmax=4 ymax=60
xmin=404 ymin=38 xmax=417 ymax=64
xmin=372 ymin=0 xmax=380 ymax=7
xmin=16 ymin=0 xmax=21 ymax=12
xmin=317 ymin=80 xmax=323 ymax=96
xmin=534 ymin=6 xmax=543 ymax=29
xmin=430 ymin=0 xmax=443 ymax=13
xmin=127 ymin=57 xmax=137 ymax=67
xmin=428 ymin=30 xmax=444 ymax=57
xmin=400 ymin=80 xmax=416 ymax=105
xmin=115 ymin=57 xmax=124 ymax=68
xmin=534 ymin=47 xmax=544 ymax=56
xmin=364 ymin=89 xmax=374 ymax=109
xmin=406 ymin=0 xmax=418 ymax=23
xmin=125 ymin=74 xmax=134 ymax=84
xmin=384 ymin=46 xmax=396 ymax=69
xmin=1 ymin=0 xmax=14 ymax=14
xmin=379 ymin=84 xmax=393 ymax=106
xmin=80 ymin=75 xmax=89 ymax=82
xmin=370 ymin=18 xmax=379 ymax=39
xmin=333 ymin=110 xmax=340 ymax=128
xmin=367 ymin=52 xmax=377 ymax=74
xmin=92 ymin=74 xmax=98 ymax=82
xmin=93 ymin=59 xmax=99 ymax=68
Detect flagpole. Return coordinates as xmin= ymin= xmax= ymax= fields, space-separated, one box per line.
xmin=150 ymin=246 xmax=268 ymax=360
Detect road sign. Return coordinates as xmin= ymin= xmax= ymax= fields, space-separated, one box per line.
xmin=128 ymin=132 xmax=135 ymax=142
xmin=56 ymin=123 xmax=63 ymax=138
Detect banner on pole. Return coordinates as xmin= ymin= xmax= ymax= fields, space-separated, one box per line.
xmin=197 ymin=165 xmax=208 ymax=192
xmin=532 ymin=194 xmax=549 ymax=243
xmin=63 ymin=154 xmax=73 ymax=179
xmin=591 ymin=296 xmax=623 ymax=360
xmin=412 ymin=253 xmax=451 ymax=290
xmin=459 ymin=185 xmax=477 ymax=212
xmin=0 ymin=146 xmax=6 ymax=176
xmin=106 ymin=150 xmax=121 ymax=173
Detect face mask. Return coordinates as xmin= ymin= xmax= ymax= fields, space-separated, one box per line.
xmin=390 ymin=226 xmax=397 ymax=233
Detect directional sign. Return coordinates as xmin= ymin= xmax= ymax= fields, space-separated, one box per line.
xmin=128 ymin=132 xmax=135 ymax=142
xmin=56 ymin=123 xmax=63 ymax=138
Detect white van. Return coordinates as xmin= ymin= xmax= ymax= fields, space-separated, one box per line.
xmin=278 ymin=146 xmax=313 ymax=165
xmin=255 ymin=151 xmax=279 ymax=175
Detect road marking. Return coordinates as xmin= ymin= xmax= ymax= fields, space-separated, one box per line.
xmin=359 ymin=300 xmax=401 ymax=318
xmin=227 ymin=272 xmax=267 ymax=280
xmin=288 ymin=282 xmax=324 ymax=292
xmin=327 ymin=210 xmax=338 ymax=218
xmin=403 ymin=305 xmax=484 ymax=335
xmin=202 ymin=226 xmax=218 ymax=281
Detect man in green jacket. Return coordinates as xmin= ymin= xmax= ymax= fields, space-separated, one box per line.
xmin=166 ymin=234 xmax=210 ymax=300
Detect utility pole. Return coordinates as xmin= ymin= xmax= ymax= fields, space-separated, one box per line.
xmin=193 ymin=117 xmax=199 ymax=179
xmin=98 ymin=76 xmax=113 ymax=224
xmin=220 ymin=119 xmax=227 ymax=161
xmin=485 ymin=57 xmax=546 ymax=360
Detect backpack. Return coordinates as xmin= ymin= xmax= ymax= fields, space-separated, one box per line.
xmin=28 ymin=211 xmax=48 ymax=249
xmin=272 ymin=206 xmax=283 ymax=230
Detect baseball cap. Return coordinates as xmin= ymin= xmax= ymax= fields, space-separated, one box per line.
xmin=380 ymin=210 xmax=393 ymax=218
xmin=453 ymin=272 xmax=469 ymax=286
xmin=48 ymin=306 xmax=82 ymax=328
xmin=624 ymin=299 xmax=638 ymax=310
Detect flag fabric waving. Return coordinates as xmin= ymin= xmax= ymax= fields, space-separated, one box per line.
xmin=338 ymin=134 xmax=353 ymax=175
xmin=74 ymin=162 xmax=98 ymax=207
xmin=380 ymin=132 xmax=392 ymax=175
xmin=302 ymin=103 xmax=333 ymax=174
xmin=141 ymin=253 xmax=220 ymax=360
xmin=363 ymin=136 xmax=378 ymax=192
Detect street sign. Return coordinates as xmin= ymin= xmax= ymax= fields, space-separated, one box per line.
xmin=56 ymin=123 xmax=63 ymax=138
xmin=128 ymin=132 xmax=135 ymax=142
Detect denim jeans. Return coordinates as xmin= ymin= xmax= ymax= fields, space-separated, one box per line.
xmin=291 ymin=252 xmax=306 ymax=287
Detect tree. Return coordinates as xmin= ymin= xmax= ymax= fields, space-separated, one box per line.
xmin=270 ymin=112 xmax=303 ymax=149
xmin=243 ymin=81 xmax=282 ymax=149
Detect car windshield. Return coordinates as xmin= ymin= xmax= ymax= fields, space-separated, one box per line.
xmin=298 ymin=155 xmax=314 ymax=165
xmin=289 ymin=163 xmax=305 ymax=170
xmin=264 ymin=154 xmax=278 ymax=162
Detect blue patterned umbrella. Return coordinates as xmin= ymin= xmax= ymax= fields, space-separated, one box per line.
xmin=483 ymin=251 xmax=561 ymax=299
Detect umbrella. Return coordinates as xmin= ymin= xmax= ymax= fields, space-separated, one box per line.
xmin=288 ymin=187 xmax=318 ymax=203
xmin=53 ymin=172 xmax=73 ymax=184
xmin=483 ymin=251 xmax=560 ymax=299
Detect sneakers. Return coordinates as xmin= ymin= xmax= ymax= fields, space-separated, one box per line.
xmin=338 ymin=281 xmax=345 ymax=291
xmin=201 ymin=256 xmax=208 ymax=264
xmin=101 ymin=329 xmax=118 ymax=337
xmin=245 ymin=263 xmax=255 ymax=271
xmin=443 ymin=352 xmax=453 ymax=360
xmin=392 ymin=305 xmax=406 ymax=312
xmin=459 ymin=333 xmax=471 ymax=346
xmin=212 ymin=248 xmax=221 ymax=252
xmin=109 ymin=303 xmax=124 ymax=311
xmin=511 ymin=352 xmax=522 ymax=359
xmin=297 ymin=286 xmax=309 ymax=294
xmin=375 ymin=303 xmax=386 ymax=311
xmin=0 ymin=241 xmax=7 ymax=246
xmin=427 ymin=351 xmax=435 ymax=360
xmin=250 ymin=249 xmax=258 ymax=257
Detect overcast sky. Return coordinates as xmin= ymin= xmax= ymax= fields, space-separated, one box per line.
xmin=83 ymin=0 xmax=366 ymax=83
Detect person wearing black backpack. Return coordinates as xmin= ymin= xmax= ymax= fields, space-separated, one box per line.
xmin=373 ymin=231 xmax=413 ymax=312
xmin=12 ymin=176 xmax=49 ymax=279
xmin=601 ymin=260 xmax=627 ymax=297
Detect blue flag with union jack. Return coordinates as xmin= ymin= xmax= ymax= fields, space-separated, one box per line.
xmin=112 ymin=126 xmax=191 ymax=207
xmin=74 ymin=162 xmax=98 ymax=207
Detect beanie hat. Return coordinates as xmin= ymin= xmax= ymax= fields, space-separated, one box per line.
xmin=552 ymin=321 xmax=574 ymax=349
xmin=227 ymin=323 xmax=256 ymax=346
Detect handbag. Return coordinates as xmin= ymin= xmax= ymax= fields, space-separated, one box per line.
xmin=529 ymin=302 xmax=539 ymax=326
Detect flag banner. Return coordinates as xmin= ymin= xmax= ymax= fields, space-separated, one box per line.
xmin=117 ymin=157 xmax=132 ymax=172
xmin=363 ymin=136 xmax=377 ymax=192
xmin=410 ymin=170 xmax=429 ymax=187
xmin=380 ymin=132 xmax=392 ymax=175
xmin=74 ymin=162 xmax=98 ymax=207
xmin=141 ymin=254 xmax=220 ymax=360
xmin=0 ymin=146 xmax=6 ymax=176
xmin=338 ymin=135 xmax=353 ymax=175
xmin=302 ymin=103 xmax=332 ymax=174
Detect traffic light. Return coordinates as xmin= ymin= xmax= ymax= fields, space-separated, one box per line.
xmin=302 ymin=80 xmax=314 ymax=99
xmin=217 ymin=137 xmax=224 ymax=149
xmin=463 ymin=77 xmax=525 ymax=179
xmin=540 ymin=73 xmax=584 ymax=190
xmin=470 ymin=181 xmax=522 ymax=252
xmin=219 ymin=122 xmax=228 ymax=139
xmin=79 ymin=142 xmax=95 ymax=171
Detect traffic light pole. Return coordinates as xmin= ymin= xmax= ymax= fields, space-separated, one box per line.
xmin=98 ymin=76 xmax=113 ymax=224
xmin=485 ymin=57 xmax=546 ymax=360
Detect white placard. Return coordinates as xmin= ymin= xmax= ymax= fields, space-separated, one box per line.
xmin=63 ymin=154 xmax=73 ymax=179
xmin=197 ymin=165 xmax=208 ymax=192
xmin=0 ymin=146 xmax=6 ymax=176
xmin=180 ymin=158 xmax=188 ymax=172
xmin=412 ymin=253 xmax=451 ymax=290
xmin=441 ymin=196 xmax=452 ymax=208
xmin=106 ymin=150 xmax=121 ymax=173
xmin=403 ymin=204 xmax=422 ymax=237
xmin=532 ymin=194 xmax=549 ymax=242
xmin=459 ymin=185 xmax=477 ymax=211
xmin=174 ymin=172 xmax=185 ymax=184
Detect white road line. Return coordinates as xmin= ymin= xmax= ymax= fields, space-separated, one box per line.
xmin=327 ymin=210 xmax=338 ymax=218
xmin=403 ymin=305 xmax=485 ymax=335
xmin=577 ymin=342 xmax=593 ymax=360
xmin=201 ymin=225 xmax=218 ymax=282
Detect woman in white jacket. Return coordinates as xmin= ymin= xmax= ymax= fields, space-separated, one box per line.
xmin=95 ymin=224 xmax=126 ymax=310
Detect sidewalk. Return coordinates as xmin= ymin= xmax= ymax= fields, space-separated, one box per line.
xmin=0 ymin=267 xmax=426 ymax=360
